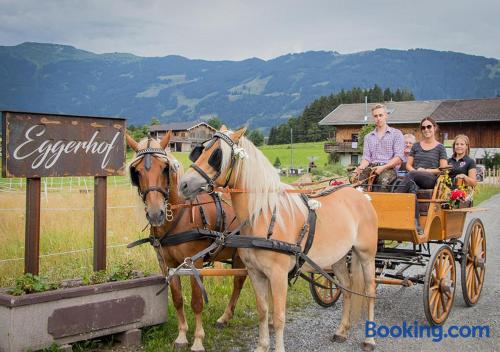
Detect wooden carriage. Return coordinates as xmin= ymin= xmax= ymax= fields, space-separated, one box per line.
xmin=310 ymin=175 xmax=487 ymax=325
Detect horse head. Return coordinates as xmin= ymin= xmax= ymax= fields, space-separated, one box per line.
xmin=127 ymin=131 xmax=180 ymax=226
xmin=179 ymin=126 xmax=246 ymax=199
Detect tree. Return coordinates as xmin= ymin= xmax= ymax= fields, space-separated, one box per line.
xmin=150 ymin=117 xmax=160 ymax=125
xmin=248 ymin=129 xmax=264 ymax=146
xmin=207 ymin=117 xmax=223 ymax=130
xmin=358 ymin=123 xmax=376 ymax=149
xmin=273 ymin=157 xmax=281 ymax=168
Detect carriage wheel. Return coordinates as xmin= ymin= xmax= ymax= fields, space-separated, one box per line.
xmin=309 ymin=273 xmax=341 ymax=308
xmin=423 ymin=245 xmax=456 ymax=325
xmin=461 ymin=218 xmax=486 ymax=307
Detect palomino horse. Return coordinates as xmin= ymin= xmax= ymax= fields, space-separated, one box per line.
xmin=179 ymin=127 xmax=379 ymax=352
xmin=126 ymin=132 xmax=246 ymax=352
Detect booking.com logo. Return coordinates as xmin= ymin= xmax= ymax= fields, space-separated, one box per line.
xmin=365 ymin=320 xmax=491 ymax=342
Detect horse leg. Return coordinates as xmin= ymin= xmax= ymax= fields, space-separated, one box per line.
xmin=190 ymin=270 xmax=206 ymax=352
xmin=359 ymin=253 xmax=377 ymax=351
xmin=269 ymin=270 xmax=288 ymax=352
xmin=170 ymin=275 xmax=189 ymax=349
xmin=247 ymin=269 xmax=271 ymax=352
xmin=216 ymin=258 xmax=247 ymax=328
xmin=331 ymin=256 xmax=351 ymax=343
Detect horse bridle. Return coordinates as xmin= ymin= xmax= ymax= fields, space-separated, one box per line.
xmin=189 ymin=131 xmax=237 ymax=193
xmin=130 ymin=139 xmax=174 ymax=222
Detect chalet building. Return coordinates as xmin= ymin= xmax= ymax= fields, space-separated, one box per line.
xmin=149 ymin=121 xmax=216 ymax=152
xmin=318 ymin=98 xmax=500 ymax=166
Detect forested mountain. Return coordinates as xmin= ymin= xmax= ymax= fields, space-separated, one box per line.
xmin=0 ymin=42 xmax=498 ymax=129
xmin=267 ymin=85 xmax=414 ymax=144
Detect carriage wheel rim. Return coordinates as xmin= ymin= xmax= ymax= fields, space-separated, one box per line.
xmin=464 ymin=221 xmax=486 ymax=304
xmin=426 ymin=246 xmax=456 ymax=325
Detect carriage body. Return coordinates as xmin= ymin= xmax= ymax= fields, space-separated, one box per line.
xmin=310 ymin=175 xmax=487 ymax=326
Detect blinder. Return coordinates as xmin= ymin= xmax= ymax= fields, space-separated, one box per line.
xmin=189 ymin=140 xmax=223 ymax=171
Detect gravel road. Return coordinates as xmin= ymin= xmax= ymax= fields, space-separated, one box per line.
xmin=246 ymin=194 xmax=499 ymax=352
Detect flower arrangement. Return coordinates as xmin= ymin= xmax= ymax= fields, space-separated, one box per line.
xmin=330 ymin=180 xmax=344 ymax=186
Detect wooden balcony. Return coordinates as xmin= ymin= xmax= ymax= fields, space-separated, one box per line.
xmin=324 ymin=141 xmax=361 ymax=153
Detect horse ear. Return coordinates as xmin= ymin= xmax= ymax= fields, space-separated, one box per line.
xmin=220 ymin=125 xmax=228 ymax=132
xmin=160 ymin=130 xmax=172 ymax=150
xmin=125 ymin=133 xmax=139 ymax=152
xmin=231 ymin=127 xmax=247 ymax=142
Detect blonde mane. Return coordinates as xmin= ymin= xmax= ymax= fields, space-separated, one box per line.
xmin=222 ymin=133 xmax=308 ymax=230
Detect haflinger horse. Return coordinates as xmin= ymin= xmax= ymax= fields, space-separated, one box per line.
xmin=126 ymin=131 xmax=246 ymax=352
xmin=179 ymin=127 xmax=379 ymax=352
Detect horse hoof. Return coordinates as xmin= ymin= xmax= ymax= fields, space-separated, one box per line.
xmin=174 ymin=342 xmax=189 ymax=350
xmin=362 ymin=342 xmax=376 ymax=351
xmin=215 ymin=321 xmax=227 ymax=329
xmin=331 ymin=334 xmax=347 ymax=343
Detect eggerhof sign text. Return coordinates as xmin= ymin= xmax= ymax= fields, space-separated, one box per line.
xmin=2 ymin=111 xmax=126 ymax=177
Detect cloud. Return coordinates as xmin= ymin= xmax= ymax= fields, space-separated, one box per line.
xmin=0 ymin=0 xmax=498 ymax=60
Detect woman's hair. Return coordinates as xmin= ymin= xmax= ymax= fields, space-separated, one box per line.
xmin=420 ymin=116 xmax=439 ymax=134
xmin=452 ymin=134 xmax=471 ymax=157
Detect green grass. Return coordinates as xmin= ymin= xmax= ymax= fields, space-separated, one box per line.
xmin=259 ymin=142 xmax=327 ymax=169
xmin=475 ymin=183 xmax=500 ymax=205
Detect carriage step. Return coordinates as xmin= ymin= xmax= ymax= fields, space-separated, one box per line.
xmin=168 ymin=268 xmax=248 ymax=277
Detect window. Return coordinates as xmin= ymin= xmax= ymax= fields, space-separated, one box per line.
xmin=351 ymin=154 xmax=359 ymax=165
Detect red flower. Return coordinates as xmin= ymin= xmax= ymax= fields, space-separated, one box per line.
xmin=330 ymin=180 xmax=344 ymax=186
xmin=450 ymin=189 xmax=466 ymax=201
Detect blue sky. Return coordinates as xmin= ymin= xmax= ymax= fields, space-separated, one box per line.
xmin=0 ymin=0 xmax=498 ymax=60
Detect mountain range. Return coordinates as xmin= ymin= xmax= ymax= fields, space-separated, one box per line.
xmin=0 ymin=42 xmax=498 ymax=129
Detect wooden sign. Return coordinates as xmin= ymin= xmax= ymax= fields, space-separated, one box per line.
xmin=2 ymin=111 xmax=126 ymax=177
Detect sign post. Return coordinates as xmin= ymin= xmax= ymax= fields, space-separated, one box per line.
xmin=1 ymin=111 xmax=126 ymax=274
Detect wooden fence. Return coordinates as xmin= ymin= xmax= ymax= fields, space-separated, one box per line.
xmin=483 ymin=168 xmax=500 ymax=184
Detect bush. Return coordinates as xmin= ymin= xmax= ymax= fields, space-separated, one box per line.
xmin=9 ymin=273 xmax=59 ymax=295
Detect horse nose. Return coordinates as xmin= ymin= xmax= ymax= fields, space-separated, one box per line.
xmin=180 ymin=180 xmax=189 ymax=193
xmin=146 ymin=208 xmax=165 ymax=226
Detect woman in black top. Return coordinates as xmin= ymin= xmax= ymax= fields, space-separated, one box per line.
xmin=400 ymin=117 xmax=448 ymax=234
xmin=448 ymin=134 xmax=477 ymax=187
xmin=406 ymin=117 xmax=448 ymax=188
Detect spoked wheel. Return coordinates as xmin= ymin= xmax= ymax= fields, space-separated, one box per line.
xmin=461 ymin=218 xmax=486 ymax=306
xmin=309 ymin=273 xmax=341 ymax=308
xmin=423 ymin=245 xmax=456 ymax=325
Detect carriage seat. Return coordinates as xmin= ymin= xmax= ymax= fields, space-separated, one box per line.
xmin=416 ymin=189 xmax=434 ymax=216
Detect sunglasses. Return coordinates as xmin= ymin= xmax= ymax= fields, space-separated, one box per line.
xmin=189 ymin=140 xmax=223 ymax=171
xmin=421 ymin=124 xmax=433 ymax=130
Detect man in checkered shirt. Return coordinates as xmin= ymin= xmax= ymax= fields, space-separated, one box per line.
xmin=353 ymin=103 xmax=405 ymax=191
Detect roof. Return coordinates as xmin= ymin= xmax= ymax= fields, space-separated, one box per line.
xmin=431 ymin=98 xmax=500 ymax=122
xmin=318 ymin=98 xmax=500 ymax=126
xmin=149 ymin=120 xmax=216 ymax=132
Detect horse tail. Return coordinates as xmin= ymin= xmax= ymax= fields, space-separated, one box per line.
xmin=349 ymin=249 xmax=367 ymax=323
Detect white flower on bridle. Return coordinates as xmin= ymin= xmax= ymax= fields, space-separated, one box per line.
xmin=233 ymin=146 xmax=249 ymax=160
xmin=307 ymin=199 xmax=322 ymax=210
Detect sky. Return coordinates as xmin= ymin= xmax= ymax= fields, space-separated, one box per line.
xmin=0 ymin=0 xmax=499 ymax=61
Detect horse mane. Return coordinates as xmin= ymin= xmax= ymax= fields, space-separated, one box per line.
xmin=223 ymin=133 xmax=308 ymax=230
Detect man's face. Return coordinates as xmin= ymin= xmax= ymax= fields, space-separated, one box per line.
xmin=372 ymin=107 xmax=387 ymax=128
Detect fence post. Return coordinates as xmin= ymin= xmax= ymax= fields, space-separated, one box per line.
xmin=94 ymin=176 xmax=107 ymax=271
xmin=25 ymin=177 xmax=41 ymax=275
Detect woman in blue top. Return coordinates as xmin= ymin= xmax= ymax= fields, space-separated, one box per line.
xmin=448 ymin=134 xmax=477 ymax=187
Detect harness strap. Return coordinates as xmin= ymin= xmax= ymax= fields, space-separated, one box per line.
xmin=211 ymin=192 xmax=225 ymax=231
xmin=198 ymin=203 xmax=209 ymax=229
xmin=266 ymin=208 xmax=277 ymax=239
